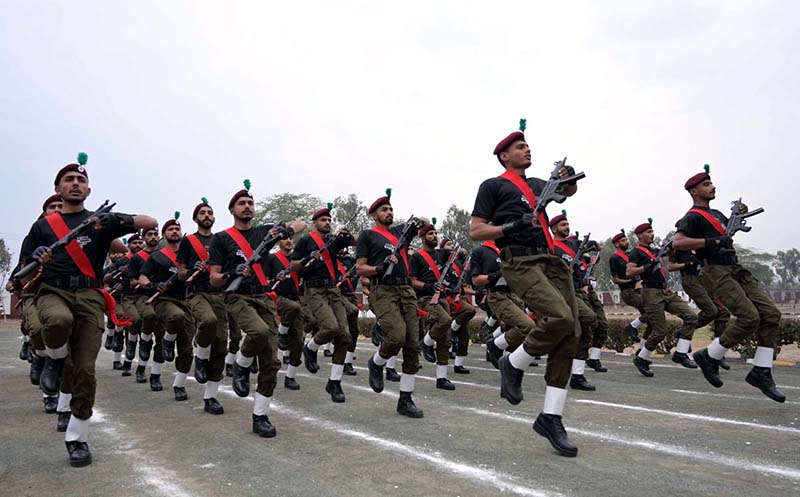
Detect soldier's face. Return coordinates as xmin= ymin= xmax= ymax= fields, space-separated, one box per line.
xmin=144 ymin=230 xmax=159 ymax=247
xmin=129 ymin=240 xmax=145 ymax=252
xmin=279 ymin=238 xmax=293 ymax=252
xmin=616 ymin=239 xmax=629 ymax=251
xmin=231 ymin=198 xmax=254 ymax=221
xmin=691 ymin=180 xmax=716 ymax=201
xmin=423 ymin=230 xmax=438 ymax=248
xmin=501 ymin=141 xmax=532 ymax=169
xmin=554 ymin=220 xmax=570 ymax=238
xmin=372 ymin=205 xmax=393 ymax=226
xmin=638 ymin=229 xmax=655 ymax=244
xmin=443 ymin=240 xmax=454 ymax=250
xmin=314 ymin=216 xmax=332 ymax=234
xmin=164 ymin=225 xmax=182 ymax=243
xmin=44 ymin=201 xmax=63 ymax=216
xmin=195 ymin=206 xmax=215 ymax=229
xmin=56 ymin=173 xmax=90 ymax=202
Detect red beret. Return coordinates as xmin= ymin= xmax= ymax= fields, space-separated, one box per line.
xmin=228 ymin=189 xmax=253 ymax=209
xmin=128 ymin=233 xmax=142 ymax=243
xmin=548 ymin=214 xmax=567 ymax=228
xmin=493 ymin=131 xmax=525 ymax=156
xmin=611 ymin=232 xmax=627 ymax=244
xmin=312 ymin=208 xmax=331 ymax=221
xmin=684 ymin=172 xmax=710 ymax=191
xmin=368 ymin=196 xmax=390 ymax=214
xmin=42 ymin=194 xmax=62 ymax=212
xmin=438 ymin=237 xmax=451 ymax=249
xmin=634 ymin=222 xmax=652 ymax=235
xmin=162 ymin=219 xmax=181 ymax=235
xmin=54 ymin=163 xmax=88 ymax=186
xmin=418 ymin=223 xmax=436 ymax=237
xmin=192 ymin=201 xmax=212 ymax=220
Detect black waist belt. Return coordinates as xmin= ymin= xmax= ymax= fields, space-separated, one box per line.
xmin=643 ymin=283 xmax=667 ymax=289
xmin=277 ymin=293 xmax=299 ymax=301
xmin=703 ymin=258 xmax=737 ymax=266
xmin=305 ymin=279 xmax=336 ymax=289
xmin=501 ymin=245 xmax=550 ymax=261
xmin=234 ymin=283 xmax=268 ymax=295
xmin=375 ymin=276 xmax=411 ymax=286
xmin=489 ymin=285 xmax=510 ymax=293
xmin=44 ymin=276 xmax=102 ymax=289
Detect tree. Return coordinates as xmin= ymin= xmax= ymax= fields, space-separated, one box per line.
xmin=254 ymin=193 xmax=322 ymax=227
xmin=332 ymin=193 xmax=372 ymax=238
xmin=774 ymin=248 xmax=800 ymax=290
xmin=0 ymin=238 xmax=12 ymax=317
xmin=735 ymin=246 xmax=776 ymax=287
xmin=439 ymin=204 xmax=476 ymax=250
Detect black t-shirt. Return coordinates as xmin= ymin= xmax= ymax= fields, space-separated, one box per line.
xmin=21 ymin=209 xmax=134 ymax=287
xmin=409 ymin=248 xmax=448 ymax=296
xmin=674 ymin=206 xmax=733 ymax=265
xmin=266 ymin=251 xmax=300 ymax=298
xmin=141 ymin=248 xmax=185 ymax=299
xmin=176 ymin=232 xmax=216 ymax=293
xmin=469 ymin=244 xmax=507 ymax=291
xmin=291 ymin=232 xmax=346 ymax=283
xmin=471 ymin=174 xmax=551 ymax=249
xmin=107 ymin=256 xmax=132 ymax=294
xmin=128 ymin=250 xmax=156 ymax=295
xmin=629 ymin=245 xmax=666 ymax=289
xmin=673 ymin=249 xmax=701 ymax=276
xmin=553 ymin=239 xmax=585 ymax=289
xmin=208 ymin=225 xmax=274 ymax=295
xmin=337 ymin=254 xmax=358 ymax=295
xmin=609 ymin=251 xmax=635 ymax=290
xmin=355 ymin=224 xmax=414 ymax=282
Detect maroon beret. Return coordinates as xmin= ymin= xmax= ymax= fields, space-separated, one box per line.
xmin=684 ymin=172 xmax=710 ymax=191
xmin=418 ymin=223 xmax=436 ymax=238
xmin=566 ymin=235 xmax=578 ymax=241
xmin=312 ymin=208 xmax=331 ymax=221
xmin=368 ymin=196 xmax=390 ymax=214
xmin=228 ymin=189 xmax=253 ymax=209
xmin=634 ymin=222 xmax=652 ymax=235
xmin=611 ymin=232 xmax=627 ymax=244
xmin=548 ymin=214 xmax=567 ymax=228
xmin=162 ymin=219 xmax=181 ymax=235
xmin=493 ymin=131 xmax=525 ymax=156
xmin=128 ymin=233 xmax=142 ymax=243
xmin=192 ymin=201 xmax=211 ymax=220
xmin=54 ymin=163 xmax=88 ymax=186
xmin=438 ymin=237 xmax=451 ymax=249
xmin=42 ymin=194 xmax=62 ymax=212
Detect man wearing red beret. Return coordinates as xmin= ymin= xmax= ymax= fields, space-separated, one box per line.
xmin=674 ymin=169 xmax=785 ymax=402
xmin=608 ymin=230 xmax=648 ymax=343
xmin=126 ymin=226 xmax=162 ymax=385
xmin=469 ymin=127 xmax=581 ymax=457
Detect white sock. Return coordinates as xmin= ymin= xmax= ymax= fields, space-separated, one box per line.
xmin=571 ymin=359 xmax=586 ymax=375
xmin=638 ymin=346 xmax=653 ymax=361
xmin=372 ymin=351 xmax=387 ymax=366
xmin=130 ymin=334 xmax=139 ymax=343
xmin=753 ymin=346 xmax=774 ymax=368
xmin=676 ymin=338 xmax=692 ymax=354
xmin=57 ymin=392 xmax=72 ymax=412
xmin=23 ymin=335 xmax=30 ymax=343
xmin=141 ymin=333 xmax=153 ymax=342
xmin=631 ymin=318 xmax=643 ymax=329
xmin=42 ymin=391 xmax=49 ymax=398
xmin=589 ymin=347 xmax=602 ymax=360
xmin=450 ymin=321 xmax=461 ymax=331
xmin=423 ymin=333 xmax=435 ymax=347
xmin=235 ymin=352 xmax=254 ymax=368
xmin=286 ymin=365 xmax=298 ymax=379
xmin=495 ymin=334 xmax=509 ymax=350
xmin=65 ymin=415 xmax=89 ymax=443
xmin=707 ymin=338 xmax=729 ymax=360
xmin=139 ymin=359 xmax=149 ymax=368
xmin=173 ymin=372 xmax=187 ymax=388
xmin=35 ymin=348 xmax=46 ymax=357
xmin=509 ymin=347 xmax=535 ymax=370
xmin=278 ymin=324 xmax=289 ymax=335
xmin=282 ymin=349 xmax=289 ymax=358
xmin=115 ymin=326 xmax=124 ymax=334
xmin=195 ymin=345 xmax=211 ymax=360
xmin=307 ymin=339 xmax=321 ymax=352
xmin=486 ymin=316 xmax=497 ymax=327
xmin=399 ymin=373 xmax=415 ymax=393
xmin=325 ymin=343 xmax=333 ymax=352
xmin=502 ymin=350 xmax=510 ymax=357
xmin=204 ymin=381 xmax=220 ymax=400
xmin=345 ymin=351 xmax=354 ymax=364
xmin=225 ymin=352 xmax=236 ymax=365
xmin=164 ymin=332 xmax=177 ymax=342
xmin=113 ymin=352 xmax=122 ymax=361
xmin=543 ymin=386 xmax=568 ymax=416
xmin=151 ymin=362 xmax=163 ymax=375
xmin=436 ymin=364 xmax=448 ymax=379
xmin=330 ymin=364 xmax=344 ymax=381
xmin=46 ymin=343 xmax=69 ymax=360
xmin=386 ymin=355 xmax=397 ymax=369
xmin=253 ymin=393 xmax=271 ymax=416
xmin=455 ymin=356 xmax=466 ymax=367
xmin=493 ymin=328 xmax=503 ymax=338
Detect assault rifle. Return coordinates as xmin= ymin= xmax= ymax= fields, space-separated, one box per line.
xmin=225 ymin=224 xmax=289 ymax=294
xmin=532 ymin=159 xmax=586 ymax=227
xmin=430 ymin=243 xmax=461 ymax=305
xmin=451 ymin=253 xmax=472 ymax=303
xmin=726 ymin=198 xmax=764 ymax=237
xmin=649 ymin=238 xmax=673 ymax=273
xmin=269 ymin=268 xmax=292 ymax=291
xmin=571 ymin=233 xmax=592 ymax=271
xmin=146 ymin=271 xmax=179 ymax=304
xmin=302 ymin=212 xmax=359 ymax=269
xmin=336 ymin=263 xmax=358 ymax=290
xmin=383 ymin=216 xmax=422 ymax=278
xmin=12 ymin=200 xmax=116 ymax=281
xmin=582 ymin=249 xmax=601 ymax=287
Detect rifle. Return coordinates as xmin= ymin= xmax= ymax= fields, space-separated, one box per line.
xmin=269 ymin=268 xmax=292 ymax=291
xmin=184 ymin=265 xmax=207 ymax=285
xmin=452 ymin=253 xmax=472 ymax=302
xmin=571 ymin=233 xmax=592 ymax=271
xmin=12 ymin=200 xmax=116 ymax=281
xmin=648 ymin=238 xmax=674 ymax=274
xmin=532 ymin=159 xmax=586 ymax=227
xmin=302 ymin=211 xmax=359 ymax=269
xmin=226 ymin=225 xmax=288 ymax=294
xmin=336 ymin=263 xmax=358 ymax=289
xmin=582 ymin=248 xmax=601 ymax=287
xmin=383 ymin=216 xmax=421 ymax=278
xmin=430 ymin=243 xmax=461 ymax=305
xmin=145 ymin=272 xmax=179 ymax=304
xmin=726 ymin=198 xmax=764 ymax=237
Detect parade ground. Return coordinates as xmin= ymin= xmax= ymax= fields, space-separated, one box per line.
xmin=2 ymin=324 xmax=799 ymax=497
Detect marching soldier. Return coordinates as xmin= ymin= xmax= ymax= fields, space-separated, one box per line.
xmin=626 ymin=220 xmax=699 ymax=377
xmin=336 ymin=248 xmax=361 ymax=376
xmin=127 ymin=227 xmax=163 ymax=386
xmin=110 ymin=233 xmax=144 ymax=376
xmin=675 ymin=168 xmax=785 ymax=402
xmin=208 ymin=181 xmax=306 ymax=437
xmin=290 ymin=205 xmax=354 ymax=403
xmin=608 ymin=230 xmax=646 ymax=343
xmin=442 ymin=241 xmax=477 ymax=371
xmin=19 ymin=155 xmax=156 ymax=466
xmin=358 ymin=190 xmax=426 ymax=418
xmin=469 ymin=127 xmax=581 ymax=456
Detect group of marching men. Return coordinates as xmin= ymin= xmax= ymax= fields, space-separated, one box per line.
xmin=8 ymin=128 xmax=786 ymax=467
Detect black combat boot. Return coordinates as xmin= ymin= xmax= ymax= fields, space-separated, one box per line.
xmin=420 ymin=340 xmax=436 ymax=364
xmin=139 ymin=339 xmax=153 ymax=362
xmin=436 ymin=378 xmax=455 ymax=390
xmin=30 ymin=355 xmax=46 ymax=385
xmin=745 ymin=366 xmax=786 ymax=403
xmin=225 ymin=363 xmax=233 ymax=377
xmin=325 ymin=379 xmax=346 ymax=403
xmin=125 ymin=338 xmax=137 ymax=361
xmin=693 ymin=348 xmax=723 ymax=388
xmin=623 ymin=324 xmax=641 ymax=343
xmin=385 ymin=367 xmax=400 ymax=382
xmin=40 ymin=357 xmax=65 ymax=396
xmin=718 ymin=356 xmax=731 ymax=370
xmin=585 ymin=358 xmax=607 ymax=372
xmin=112 ymin=332 xmax=124 ymax=353
xmin=498 ymin=355 xmax=524 ymax=405
xmin=671 ymin=352 xmax=698 ymax=369
xmin=135 ymin=365 xmax=147 ymax=383
xmin=533 ymin=413 xmax=578 ymax=457
xmin=104 ymin=333 xmax=114 ymax=351
xmin=65 ymin=441 xmax=92 ymax=467
xmin=112 ymin=361 xmax=123 ymax=370
xmin=252 ymin=414 xmax=276 ymax=438
xmin=121 ymin=361 xmax=132 ymax=377
xmin=303 ymin=343 xmax=320 ymax=374
xmin=57 ymin=411 xmax=70 ymax=432
xmin=149 ymin=374 xmax=163 ymax=392
xmin=396 ymin=391 xmax=423 ymax=418
xmin=370 ymin=321 xmax=385 ymax=346
xmin=569 ymin=374 xmax=596 ymax=391
xmin=486 ymin=338 xmax=502 ymax=369
xmin=19 ymin=340 xmax=30 ymax=361
xmin=633 ymin=354 xmax=654 ymax=378
xmin=343 ymin=363 xmax=357 ymax=376
xmin=367 ymin=357 xmax=384 ymax=393
xmin=232 ymin=362 xmax=251 ymax=397
xmin=43 ymin=395 xmax=58 ymax=414
xmin=284 ymin=377 xmax=300 ymax=390
xmin=173 ymin=386 xmax=188 ymax=401
xmin=204 ymin=398 xmax=224 ymax=415
xmin=194 ymin=357 xmax=209 ymax=384
xmin=454 ymin=365 xmax=470 ymax=374
xmin=162 ymin=340 xmax=176 ymax=362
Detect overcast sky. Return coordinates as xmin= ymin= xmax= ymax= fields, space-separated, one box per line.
xmin=1 ymin=0 xmax=798 ymax=263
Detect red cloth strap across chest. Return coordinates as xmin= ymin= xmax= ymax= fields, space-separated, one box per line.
xmin=613 ymin=249 xmax=629 ymax=263
xmin=137 ymin=251 xmax=151 ymax=262
xmin=498 ymin=170 xmax=554 ymax=254
xmin=224 ymin=227 xmax=267 ymax=286
xmin=186 ymin=234 xmax=209 ymax=261
xmin=418 ymin=250 xmax=442 ymax=280
xmin=554 ymin=239 xmax=587 ymax=270
xmin=160 ymin=247 xmax=178 ymax=266
xmin=44 ymin=213 xmax=96 ymax=279
xmin=371 ymin=225 xmax=409 ymax=271
xmin=687 ymin=208 xmax=726 ymax=235
xmin=275 ymin=252 xmax=300 ymax=292
xmin=309 ymin=231 xmax=336 ymax=280
xmin=336 ymin=260 xmax=354 ymax=290
xmin=635 ymin=245 xmax=665 ymax=279
xmin=482 ymin=240 xmax=501 ymax=256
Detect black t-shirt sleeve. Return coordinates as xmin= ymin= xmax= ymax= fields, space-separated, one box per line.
xmin=176 ymin=237 xmax=192 ymax=265
xmin=290 ymin=236 xmax=312 ymax=261
xmin=471 ymin=179 xmax=496 ymax=219
xmin=355 ymin=231 xmax=370 ymax=260
xmin=628 ymin=249 xmax=647 ymax=267
xmin=470 ymin=249 xmax=485 ymax=275
xmin=609 ymin=256 xmax=626 ymax=278
xmin=409 ymin=253 xmax=423 ymax=278
xmin=675 ymin=213 xmax=699 ymax=236
xmin=207 ymin=233 xmax=227 ymax=267
xmin=141 ymin=257 xmax=156 ymax=277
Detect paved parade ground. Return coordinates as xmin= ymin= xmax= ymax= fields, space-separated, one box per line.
xmin=1 ymin=323 xmax=799 ymax=497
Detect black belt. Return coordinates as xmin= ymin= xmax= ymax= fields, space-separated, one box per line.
xmin=304 ymin=279 xmax=336 ymax=289
xmin=233 ymin=283 xmax=268 ymax=295
xmin=277 ymin=293 xmax=300 ymax=301
xmin=374 ymin=276 xmax=411 ymax=286
xmin=643 ymin=283 xmax=668 ymax=289
xmin=501 ymin=245 xmax=550 ymax=261
xmin=44 ymin=276 xmax=102 ymax=289
xmin=489 ymin=285 xmax=510 ymax=293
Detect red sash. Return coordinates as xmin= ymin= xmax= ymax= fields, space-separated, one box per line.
xmin=687 ymin=208 xmax=726 ymax=235
xmin=43 ymin=213 xmax=132 ymax=327
xmin=554 ymin=240 xmax=587 ymax=270
xmin=309 ymin=231 xmax=336 ymax=280
xmin=613 ymin=249 xmax=629 ymax=263
xmin=136 ymin=250 xmax=151 ymax=262
xmin=275 ymin=252 xmax=300 ymax=292
xmin=224 ymin=227 xmax=267 ymax=286
xmin=160 ymin=247 xmax=178 ymax=266
xmin=498 ymin=170 xmax=554 ymax=254
xmin=125 ymin=252 xmax=133 ymax=260
xmin=635 ymin=245 xmax=665 ymax=279
xmin=482 ymin=240 xmax=501 ymax=256
xmin=452 ymin=262 xmax=462 ymax=277
xmin=371 ymin=225 xmax=409 ymax=271
xmin=336 ymin=260 xmax=354 ymax=291
xmin=418 ymin=250 xmax=442 ymax=280
xmin=186 ymin=234 xmax=209 ymax=261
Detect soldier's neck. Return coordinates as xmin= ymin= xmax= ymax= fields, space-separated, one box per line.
xmin=196 ymin=227 xmax=212 ymax=236
xmin=60 ymin=199 xmax=85 ymax=214
xmin=234 ymin=218 xmax=252 ymax=230
xmin=166 ymin=242 xmax=180 ymax=251
xmin=693 ymin=198 xmax=711 ymax=209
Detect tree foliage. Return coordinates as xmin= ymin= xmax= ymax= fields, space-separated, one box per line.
xmin=0 ymin=238 xmax=12 ymax=316
xmin=254 ymin=193 xmax=322 ymax=226
xmin=439 ymin=204 xmax=476 ymax=250
xmin=774 ymin=248 xmax=800 ymax=290
xmin=332 ymin=193 xmax=372 ymax=236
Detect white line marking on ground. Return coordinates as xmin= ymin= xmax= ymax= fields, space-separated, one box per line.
xmin=461 ymin=407 xmax=800 ymax=482
xmin=352 ymin=365 xmax=498 ymax=390
xmin=574 ymin=399 xmax=800 ymax=434
xmin=671 ymin=389 xmax=800 ymax=406
xmin=464 ymin=364 xmax=544 ymax=377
